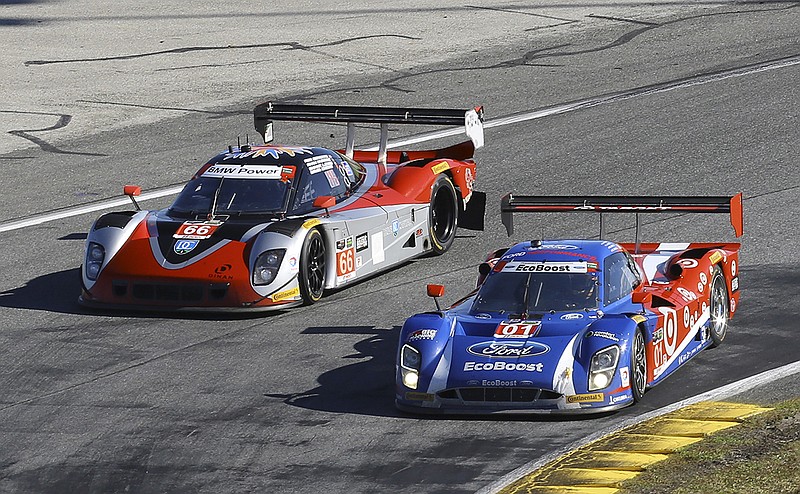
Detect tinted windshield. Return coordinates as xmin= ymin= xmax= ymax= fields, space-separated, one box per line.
xmin=472 ymin=271 xmax=599 ymax=315
xmin=169 ymin=175 xmax=290 ymax=217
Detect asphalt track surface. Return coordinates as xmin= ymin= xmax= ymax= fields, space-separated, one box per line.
xmin=1 ymin=1 xmax=799 ymax=493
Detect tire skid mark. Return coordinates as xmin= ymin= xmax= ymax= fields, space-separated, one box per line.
xmin=467 ymin=4 xmax=579 ymax=24
xmin=23 ymin=34 xmax=420 ymax=66
xmin=2 ymin=109 xmax=106 ymax=156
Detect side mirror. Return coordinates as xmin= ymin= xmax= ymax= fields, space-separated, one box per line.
xmin=313 ymin=195 xmax=336 ymax=216
xmin=631 ymin=292 xmax=651 ymax=304
xmin=123 ymin=185 xmax=142 ymax=211
xmin=427 ymin=284 xmax=445 ymax=311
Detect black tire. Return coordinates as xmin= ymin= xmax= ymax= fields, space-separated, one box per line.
xmin=428 ymin=175 xmax=458 ymax=255
xmin=631 ymin=327 xmax=647 ymax=402
xmin=299 ymin=228 xmax=326 ymax=304
xmin=708 ymin=265 xmax=729 ymax=347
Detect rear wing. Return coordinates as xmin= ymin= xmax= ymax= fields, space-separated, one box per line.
xmin=500 ymin=193 xmax=743 ymax=248
xmin=253 ymin=102 xmax=484 ymax=164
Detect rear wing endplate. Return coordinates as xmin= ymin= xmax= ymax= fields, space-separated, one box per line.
xmin=500 ymin=193 xmax=743 ymax=246
xmin=254 ymin=102 xmax=484 ymax=164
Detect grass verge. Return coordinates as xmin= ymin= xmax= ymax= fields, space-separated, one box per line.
xmin=617 ymin=398 xmax=800 ymax=494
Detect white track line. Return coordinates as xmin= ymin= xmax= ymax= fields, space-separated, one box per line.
xmin=2 ymin=54 xmax=798 ymax=234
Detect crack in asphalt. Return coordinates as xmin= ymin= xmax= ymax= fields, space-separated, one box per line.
xmin=23 ymin=34 xmax=421 ymax=66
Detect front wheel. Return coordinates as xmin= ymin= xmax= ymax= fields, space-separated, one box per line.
xmin=428 ymin=175 xmax=458 ymax=255
xmin=299 ymin=228 xmax=326 ymax=304
xmin=631 ymin=328 xmax=647 ymax=402
xmin=708 ymin=265 xmax=729 ymax=347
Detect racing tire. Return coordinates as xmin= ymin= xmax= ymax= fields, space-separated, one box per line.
xmin=428 ymin=175 xmax=458 ymax=255
xmin=631 ymin=327 xmax=647 ymax=402
xmin=708 ymin=265 xmax=729 ymax=347
xmin=299 ymin=228 xmax=326 ymax=304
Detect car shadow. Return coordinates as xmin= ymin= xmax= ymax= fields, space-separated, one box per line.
xmin=0 ymin=267 xmax=286 ymax=320
xmin=263 ymin=324 xmax=614 ymax=422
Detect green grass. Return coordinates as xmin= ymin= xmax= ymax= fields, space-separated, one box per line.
xmin=617 ymin=398 xmax=800 ymax=494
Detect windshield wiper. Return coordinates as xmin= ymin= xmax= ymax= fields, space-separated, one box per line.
xmin=208 ymin=176 xmax=224 ymax=221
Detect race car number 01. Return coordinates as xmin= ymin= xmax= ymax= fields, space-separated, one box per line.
xmin=495 ymin=322 xmax=539 ymax=339
xmin=337 ymin=248 xmax=355 ymax=276
xmin=174 ymin=222 xmax=220 ymax=239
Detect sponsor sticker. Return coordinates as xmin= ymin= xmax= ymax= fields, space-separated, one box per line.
xmin=481 ymin=379 xmax=518 ymax=387
xmin=270 ymin=286 xmax=300 ymax=302
xmin=566 ymin=393 xmax=604 ymax=403
xmin=709 ymin=251 xmax=723 ymax=264
xmin=407 ymin=329 xmax=436 ymax=342
xmin=202 ymin=164 xmax=283 ymax=179
xmin=174 ymin=239 xmax=199 ymax=255
xmin=355 ymin=233 xmax=369 ymax=252
xmin=620 ymin=366 xmax=630 ymax=387
xmin=561 ymin=313 xmax=584 ymax=321
xmin=609 ymin=392 xmax=632 ymax=405
xmin=463 ymin=361 xmax=544 ymax=372
xmin=467 ymin=341 xmax=550 ymax=358
xmin=585 ymin=331 xmax=620 ymax=342
xmin=303 ymin=218 xmax=322 ymax=229
xmin=431 ymin=161 xmax=450 ymax=174
xmin=173 ymin=220 xmax=222 ymax=240
xmin=304 ymin=154 xmax=335 ymax=174
xmin=392 ymin=219 xmax=400 ymax=237
xmin=494 ymin=321 xmax=541 ymax=339
xmin=501 ymin=262 xmax=588 ymax=273
xmin=731 ymin=276 xmax=739 ymax=292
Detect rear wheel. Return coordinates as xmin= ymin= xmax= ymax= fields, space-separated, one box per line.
xmin=299 ymin=228 xmax=326 ymax=304
xmin=429 ymin=175 xmax=458 ymax=255
xmin=708 ymin=265 xmax=729 ymax=347
xmin=631 ymin=328 xmax=647 ymax=402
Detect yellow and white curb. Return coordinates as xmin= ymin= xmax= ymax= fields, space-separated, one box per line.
xmin=496 ymin=401 xmax=772 ymax=494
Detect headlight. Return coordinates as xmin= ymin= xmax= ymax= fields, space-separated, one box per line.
xmin=588 ymin=345 xmax=619 ymax=391
xmin=85 ymin=242 xmax=105 ymax=281
xmin=253 ymin=249 xmax=285 ymax=286
xmin=400 ymin=344 xmax=421 ymax=390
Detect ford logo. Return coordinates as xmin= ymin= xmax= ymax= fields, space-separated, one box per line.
xmin=467 ymin=341 xmax=550 ymax=358
xmin=560 ymin=313 xmax=584 ymax=320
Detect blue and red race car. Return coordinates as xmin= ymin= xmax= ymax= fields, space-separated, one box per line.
xmin=396 ymin=194 xmax=742 ymax=414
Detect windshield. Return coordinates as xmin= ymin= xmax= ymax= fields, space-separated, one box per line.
xmin=169 ymin=175 xmax=290 ymax=217
xmin=472 ymin=271 xmax=599 ymax=315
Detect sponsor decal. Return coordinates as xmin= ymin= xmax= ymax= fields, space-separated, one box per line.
xmin=731 ymin=276 xmax=739 ymax=293
xmin=464 ymin=167 xmax=475 ymax=192
xmin=709 ymin=251 xmax=723 ymax=264
xmin=464 ymin=361 xmax=544 ymax=372
xmin=210 ymin=264 xmax=233 ymax=280
xmin=566 ymin=393 xmax=604 ymax=403
xmin=174 ymin=239 xmax=199 ymax=255
xmin=324 ymin=169 xmax=340 ymax=188
xmin=585 ymin=331 xmax=620 ymax=342
xmin=502 ymin=251 xmax=526 ymax=260
xmin=280 ymin=166 xmax=296 ymax=182
xmin=677 ymin=258 xmax=698 ymax=269
xmin=289 ymin=257 xmax=297 ymax=268
xmin=336 ymin=239 xmax=346 ymax=250
xmin=609 ymin=392 xmax=632 ymax=405
xmin=222 ymin=146 xmax=313 ymax=160
xmin=494 ymin=321 xmax=541 ymax=339
xmin=173 ymin=220 xmax=222 ymax=240
xmin=355 ymin=256 xmax=362 ymax=268
xmin=467 ymin=380 xmax=480 ymax=386
xmin=431 ymin=161 xmax=450 ymax=175
xmin=346 ymin=237 xmax=353 ymax=248
xmin=730 ymin=298 xmax=736 ymax=314
xmin=392 ymin=219 xmax=400 ymax=237
xmin=467 ymin=341 xmax=549 ymax=358
xmin=303 ymin=218 xmax=321 ymax=229
xmin=481 ymin=379 xmax=518 ymax=387
xmin=731 ymin=260 xmax=737 ymax=276
xmin=270 ymin=286 xmax=300 ymax=302
xmin=561 ymin=313 xmax=584 ymax=321
xmin=407 ymin=329 xmax=436 ymax=342
xmin=538 ymin=244 xmax=578 ymax=250
xmin=415 ymin=228 xmax=424 ymax=238
xmin=202 ymin=164 xmax=283 ymax=179
xmin=502 ymin=262 xmax=588 ymax=273
xmin=405 ymin=392 xmax=435 ymax=402
xmin=653 ymin=327 xmax=664 ymax=344
xmin=304 ymin=154 xmax=335 ymax=174
xmin=620 ymin=366 xmax=630 ymax=388
xmin=355 ymin=233 xmax=369 ymax=252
